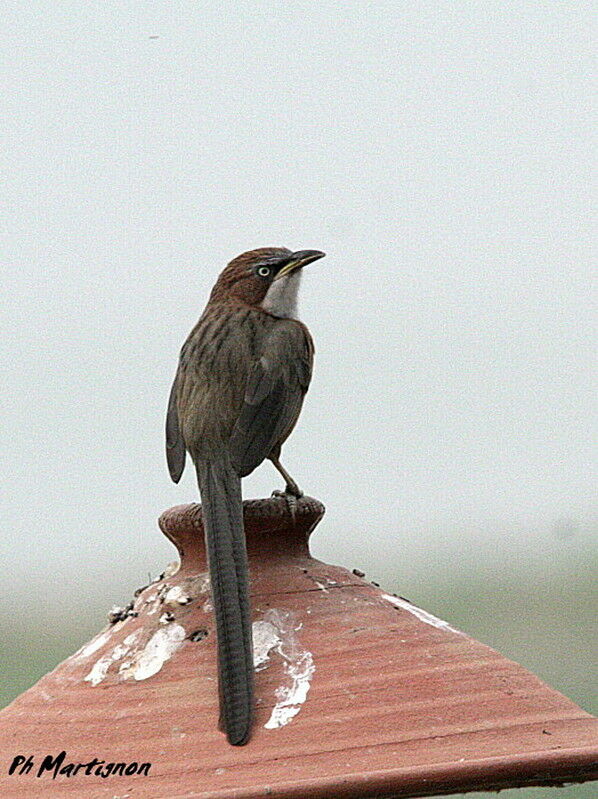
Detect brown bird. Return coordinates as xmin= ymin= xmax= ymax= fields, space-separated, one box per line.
xmin=165 ymin=247 xmax=325 ymax=745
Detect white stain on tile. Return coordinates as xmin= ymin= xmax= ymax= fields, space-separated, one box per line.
xmin=132 ymin=624 xmax=186 ymax=681
xmin=163 ymin=585 xmax=192 ymax=606
xmin=144 ymin=592 xmax=161 ymax=615
xmin=252 ymin=620 xmax=283 ymax=671
xmin=252 ymin=609 xmax=315 ymax=730
xmin=264 ymin=651 xmax=315 ymax=729
xmin=72 ymin=630 xmax=111 ymax=661
xmin=382 ymin=594 xmax=463 ymax=634
xmin=198 ymin=574 xmax=213 ymax=612
xmin=84 ymin=631 xmax=142 ymax=686
xmin=162 ymin=560 xmax=180 ymax=579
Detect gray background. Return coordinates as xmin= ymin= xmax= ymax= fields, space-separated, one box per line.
xmin=1 ymin=3 xmax=595 ymax=797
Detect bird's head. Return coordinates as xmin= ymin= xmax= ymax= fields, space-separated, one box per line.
xmin=209 ymin=247 xmax=325 ymax=317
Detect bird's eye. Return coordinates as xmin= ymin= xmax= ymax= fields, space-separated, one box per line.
xmin=257 ymin=266 xmax=271 ymax=277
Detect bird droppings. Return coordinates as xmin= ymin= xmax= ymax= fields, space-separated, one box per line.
xmin=131 ymin=625 xmax=187 ymax=681
xmin=163 ymin=585 xmax=192 ymax=606
xmin=192 ymin=573 xmax=213 ymax=612
xmin=381 ymin=594 xmax=463 ymax=634
xmin=251 ymin=609 xmax=315 ymax=730
xmin=71 ymin=630 xmax=111 ymax=661
xmin=83 ymin=623 xmax=187 ymax=685
xmin=108 ymin=605 xmax=125 ymax=623
xmin=265 ymin=651 xmax=315 ymax=730
xmin=84 ymin=631 xmax=142 ymax=686
xmin=252 ymin=620 xmax=283 ymax=671
xmin=108 ymin=601 xmax=138 ymax=624
xmin=305 ymin=572 xmax=331 ymax=592
xmin=188 ymin=628 xmax=208 ymax=642
xmin=144 ymin=591 xmax=164 ymax=615
xmin=162 ymin=560 xmax=181 ymax=579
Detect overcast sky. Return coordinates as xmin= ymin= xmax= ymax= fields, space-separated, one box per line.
xmin=1 ymin=2 xmax=595 ymax=614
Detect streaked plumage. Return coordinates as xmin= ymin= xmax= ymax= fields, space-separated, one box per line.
xmin=166 ymin=246 xmax=324 ymax=745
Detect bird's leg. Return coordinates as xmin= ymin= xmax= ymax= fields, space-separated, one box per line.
xmin=269 ymin=455 xmax=303 ymax=499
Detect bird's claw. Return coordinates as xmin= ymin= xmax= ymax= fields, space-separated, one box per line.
xmin=271 ymin=482 xmax=303 ymax=499
xmin=271 ymin=487 xmax=302 ymax=520
xmin=287 ymin=485 xmax=303 ymax=500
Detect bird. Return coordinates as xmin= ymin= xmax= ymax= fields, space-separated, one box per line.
xmin=165 ymin=246 xmax=325 ymax=745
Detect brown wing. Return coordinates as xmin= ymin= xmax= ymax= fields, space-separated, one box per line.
xmin=228 ymin=321 xmax=313 ymax=478
xmin=165 ymin=371 xmax=186 ymax=483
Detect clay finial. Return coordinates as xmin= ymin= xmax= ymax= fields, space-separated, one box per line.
xmin=158 ymin=495 xmax=325 ymax=572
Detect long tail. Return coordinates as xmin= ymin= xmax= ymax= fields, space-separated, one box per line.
xmin=196 ymin=459 xmax=253 ymax=745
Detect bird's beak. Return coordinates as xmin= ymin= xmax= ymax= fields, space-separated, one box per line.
xmin=274 ymin=250 xmax=326 ymax=280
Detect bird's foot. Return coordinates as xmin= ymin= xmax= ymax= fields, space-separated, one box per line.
xmin=271 ymin=485 xmax=303 ymax=520
xmin=271 ymin=481 xmax=303 ymax=499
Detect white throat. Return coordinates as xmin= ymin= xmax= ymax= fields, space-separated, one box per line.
xmin=261 ymin=270 xmax=302 ymax=319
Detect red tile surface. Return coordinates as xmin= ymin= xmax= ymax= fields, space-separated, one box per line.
xmin=0 ymin=498 xmax=596 ymax=798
